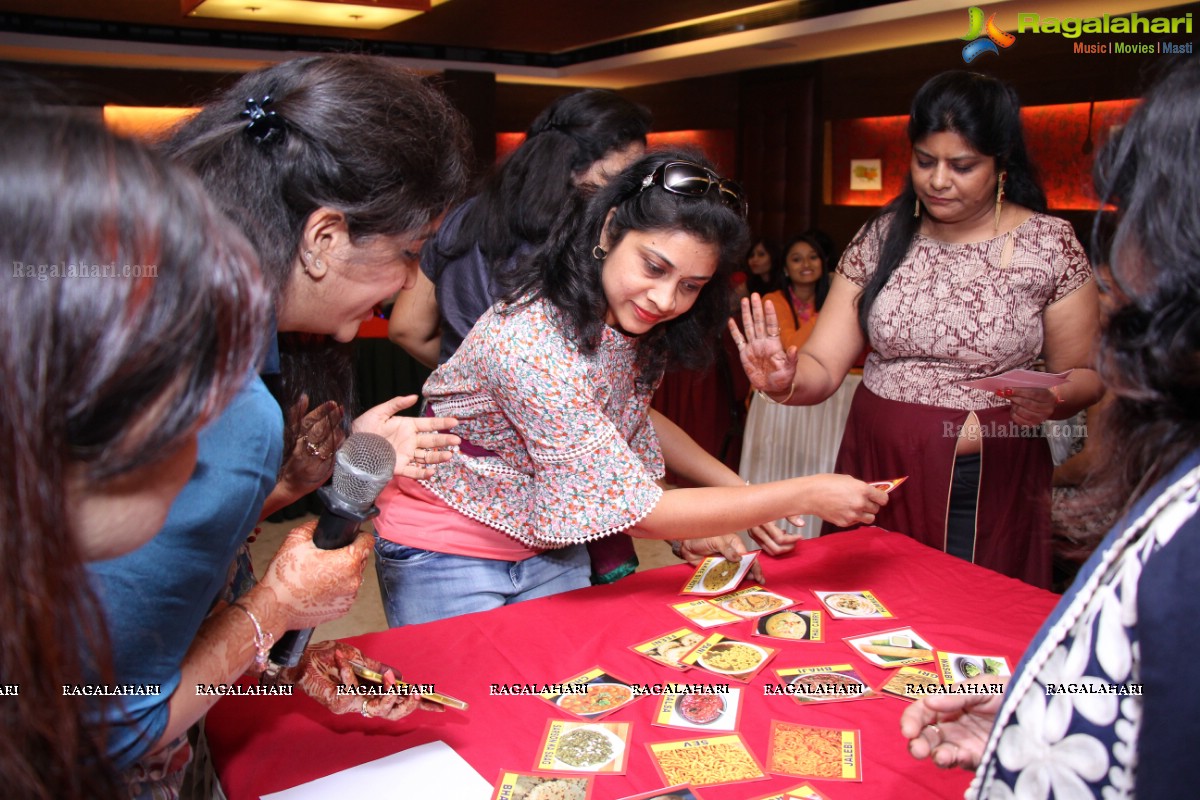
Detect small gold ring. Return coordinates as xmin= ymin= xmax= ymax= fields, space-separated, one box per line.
xmin=360 ymin=699 xmax=372 ymax=718
xmin=303 ymin=439 xmax=321 ymax=458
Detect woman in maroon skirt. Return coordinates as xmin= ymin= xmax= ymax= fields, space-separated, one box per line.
xmin=730 ymin=71 xmax=1104 ymax=589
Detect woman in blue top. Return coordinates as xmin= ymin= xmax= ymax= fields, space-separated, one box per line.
xmin=901 ymin=56 xmax=1200 ymax=798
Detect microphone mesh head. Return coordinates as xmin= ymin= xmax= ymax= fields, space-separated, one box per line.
xmin=331 ymin=433 xmax=396 ymax=510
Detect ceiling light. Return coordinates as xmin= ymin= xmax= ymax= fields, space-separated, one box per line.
xmin=181 ymin=0 xmax=451 ymax=31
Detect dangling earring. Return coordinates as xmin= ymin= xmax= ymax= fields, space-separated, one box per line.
xmin=913 ymin=198 xmax=921 ymax=218
xmin=592 ymin=245 xmax=607 ymax=260
xmin=994 ymin=171 xmax=1007 ymax=233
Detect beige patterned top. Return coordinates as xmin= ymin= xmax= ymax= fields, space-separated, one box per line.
xmin=838 ymin=213 xmax=1092 ymax=410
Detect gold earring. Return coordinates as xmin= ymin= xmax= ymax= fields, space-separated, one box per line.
xmin=913 ymin=198 xmax=921 ymax=218
xmin=994 ymin=171 xmax=1007 ymax=233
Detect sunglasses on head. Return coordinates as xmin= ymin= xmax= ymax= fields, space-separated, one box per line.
xmin=640 ymin=160 xmax=748 ymax=218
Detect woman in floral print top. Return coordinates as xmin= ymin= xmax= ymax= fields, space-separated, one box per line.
xmin=900 ymin=57 xmax=1200 ymax=798
xmin=373 ymin=151 xmax=888 ymax=625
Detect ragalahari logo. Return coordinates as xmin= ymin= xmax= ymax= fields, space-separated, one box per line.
xmin=961 ymin=6 xmax=1016 ymax=62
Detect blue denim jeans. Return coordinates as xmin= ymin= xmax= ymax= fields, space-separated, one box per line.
xmin=373 ymin=538 xmax=591 ymax=627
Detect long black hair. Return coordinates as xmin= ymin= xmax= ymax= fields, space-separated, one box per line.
xmin=500 ymin=149 xmax=749 ymax=387
xmin=433 ymin=89 xmax=651 ymax=273
xmin=854 ymin=71 xmax=1046 ymax=334
xmin=776 ymin=231 xmax=836 ymax=323
xmin=1090 ymin=56 xmax=1200 ymax=504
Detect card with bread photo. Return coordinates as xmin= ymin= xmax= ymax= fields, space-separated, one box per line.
xmin=538 ymin=667 xmax=639 ymax=720
xmin=631 ymin=628 xmax=705 ymax=671
xmin=652 ymin=687 xmax=744 ymax=733
xmin=936 ymin=651 xmax=1012 ymax=683
xmin=753 ymin=609 xmax=823 ymax=642
xmin=879 ymin=666 xmax=942 ymax=701
xmin=617 ymin=786 xmax=708 ymax=800
xmin=844 ymin=627 xmax=935 ymax=668
xmin=680 ymin=553 xmax=759 ymax=596
xmin=813 ymin=589 xmax=893 ymax=619
xmin=680 ymin=633 xmax=778 ymax=683
xmin=746 ymin=782 xmax=834 ymax=800
xmin=772 ymin=664 xmax=881 ymax=704
xmin=710 ymin=586 xmax=796 ymax=618
xmin=670 ymin=599 xmax=740 ymax=629
xmin=490 ymin=770 xmax=593 ymax=800
xmin=646 ymin=734 xmax=768 ymax=788
xmin=535 ymin=719 xmax=631 ymax=775
xmin=767 ymin=721 xmax=863 ymax=782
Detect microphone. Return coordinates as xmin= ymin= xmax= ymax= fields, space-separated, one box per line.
xmin=265 ymin=432 xmax=396 ymax=671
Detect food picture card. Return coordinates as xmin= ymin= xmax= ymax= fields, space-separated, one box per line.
xmin=767 ymin=721 xmax=862 ymax=782
xmin=491 ymin=770 xmax=593 ymax=800
xmin=710 ymin=586 xmax=795 ymax=618
xmin=844 ymin=628 xmax=935 ymax=668
xmin=960 ymin=368 xmax=1072 ymax=393
xmin=652 ymin=688 xmax=744 ymax=733
xmin=535 ymin=720 xmax=631 ymax=775
xmin=681 ymin=633 xmax=777 ymax=683
xmin=868 ymin=476 xmax=907 ymax=493
xmin=879 ymin=666 xmax=942 ymax=701
xmin=747 ymin=784 xmax=833 ymax=800
xmin=647 ymin=734 xmax=767 ymax=787
xmin=670 ymin=599 xmax=740 ymax=629
xmin=617 ymin=784 xmax=708 ymax=800
xmin=937 ymin=651 xmax=1012 ymax=683
xmin=754 ymin=609 xmax=823 ymax=642
xmin=680 ymin=553 xmax=759 ymax=596
xmin=813 ymin=590 xmax=893 ymax=619
xmin=539 ymin=668 xmax=638 ymax=720
xmin=771 ymin=664 xmax=879 ymax=704
xmin=631 ymin=629 xmax=705 ymax=671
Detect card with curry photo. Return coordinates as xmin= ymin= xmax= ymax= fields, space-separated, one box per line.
xmin=752 ymin=609 xmax=823 ymax=643
xmin=680 ymin=553 xmax=758 ymax=596
xmin=680 ymin=633 xmax=777 ymax=683
xmin=652 ymin=687 xmax=744 ymax=733
xmin=710 ymin=586 xmax=796 ymax=619
xmin=772 ymin=664 xmax=881 ymax=705
xmin=538 ymin=667 xmax=640 ymax=721
xmin=812 ymin=589 xmax=893 ymax=619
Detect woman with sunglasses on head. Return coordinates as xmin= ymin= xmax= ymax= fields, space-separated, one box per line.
xmin=372 ymin=151 xmax=887 ymax=625
xmin=732 ymin=71 xmax=1104 ymax=589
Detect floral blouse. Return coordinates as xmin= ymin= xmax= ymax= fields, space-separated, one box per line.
xmin=838 ymin=213 xmax=1092 ymax=411
xmin=420 ymin=298 xmax=665 ymax=549
xmin=969 ymin=450 xmax=1200 ymax=798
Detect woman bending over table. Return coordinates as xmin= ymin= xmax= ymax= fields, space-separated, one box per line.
xmin=902 ymin=54 xmax=1200 ymax=799
xmin=373 ymin=151 xmax=887 ymax=626
xmin=732 ymin=71 xmax=1104 ymax=588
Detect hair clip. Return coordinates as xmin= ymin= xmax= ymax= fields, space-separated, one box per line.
xmin=240 ymin=95 xmax=285 ymax=146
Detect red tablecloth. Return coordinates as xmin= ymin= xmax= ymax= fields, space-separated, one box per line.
xmin=206 ymin=528 xmax=1057 ymax=799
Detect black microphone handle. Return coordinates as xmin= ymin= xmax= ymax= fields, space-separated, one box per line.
xmin=267 ymin=487 xmax=379 ymax=670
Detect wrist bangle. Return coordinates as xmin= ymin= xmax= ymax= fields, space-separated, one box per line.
xmin=765 ymin=381 xmax=795 ymax=405
xmin=232 ymin=602 xmax=274 ymax=672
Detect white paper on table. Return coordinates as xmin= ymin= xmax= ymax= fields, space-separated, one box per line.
xmin=260 ymin=740 xmax=491 ymax=800
xmin=960 ymin=369 xmax=1072 ymax=393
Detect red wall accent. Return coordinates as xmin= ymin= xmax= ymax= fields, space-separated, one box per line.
xmin=496 ymin=129 xmax=738 ymax=177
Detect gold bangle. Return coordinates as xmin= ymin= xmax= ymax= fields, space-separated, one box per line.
xmin=765 ymin=382 xmax=795 ymax=405
xmin=232 ymin=602 xmax=274 ymax=673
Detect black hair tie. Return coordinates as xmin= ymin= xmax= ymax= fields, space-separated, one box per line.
xmin=240 ymin=95 xmax=286 ymax=146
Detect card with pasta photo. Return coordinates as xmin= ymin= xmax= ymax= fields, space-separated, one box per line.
xmin=767 ymin=721 xmax=862 ymax=782
xmin=631 ymin=628 xmax=705 ymax=671
xmin=670 ymin=599 xmax=740 ymax=629
xmin=680 ymin=553 xmax=759 ymax=596
xmin=646 ymin=734 xmax=768 ymax=787
xmin=843 ymin=627 xmax=935 ymax=668
xmin=538 ymin=667 xmax=639 ymax=720
xmin=813 ymin=589 xmax=893 ymax=619
xmin=617 ymin=784 xmax=708 ymax=800
xmin=651 ymin=688 xmax=744 ymax=733
xmin=680 ymin=633 xmax=778 ymax=683
xmin=746 ymin=783 xmax=833 ymax=800
xmin=936 ymin=651 xmax=1012 ymax=683
xmin=771 ymin=664 xmax=880 ymax=704
xmin=753 ymin=609 xmax=823 ymax=642
xmin=879 ymin=666 xmax=942 ymax=701
xmin=709 ymin=586 xmax=796 ymax=619
xmin=535 ymin=719 xmax=631 ymax=775
xmin=490 ymin=770 xmax=594 ymax=800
